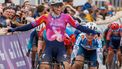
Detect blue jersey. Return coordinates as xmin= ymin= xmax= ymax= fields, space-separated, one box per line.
xmin=71 ymin=33 xmax=99 ymax=62
xmin=75 ymin=34 xmax=99 ymax=50
xmin=109 ymin=35 xmax=121 ymax=49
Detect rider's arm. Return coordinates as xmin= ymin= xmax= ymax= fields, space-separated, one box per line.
xmin=66 ymin=14 xmax=99 ymax=35
xmin=109 ymin=39 xmax=114 ymax=49
xmin=106 ymin=29 xmax=112 ymax=47
xmin=74 ymin=34 xmax=82 ymax=47
xmin=8 ymin=15 xmax=47 ymax=32
xmin=71 ymin=34 xmax=82 ymax=62
xmin=106 ymin=29 xmax=112 ymax=40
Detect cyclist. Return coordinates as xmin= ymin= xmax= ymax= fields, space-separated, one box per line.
xmin=7 ymin=0 xmax=99 ymax=69
xmin=71 ymin=22 xmax=99 ymax=69
xmin=37 ymin=27 xmax=46 ymax=57
xmin=26 ymin=29 xmax=38 ymax=68
xmin=106 ymin=23 xmax=122 ymax=67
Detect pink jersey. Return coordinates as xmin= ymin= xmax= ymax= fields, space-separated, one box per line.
xmin=33 ymin=13 xmax=77 ymax=42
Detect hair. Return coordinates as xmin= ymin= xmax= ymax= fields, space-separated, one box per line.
xmin=22 ymin=1 xmax=30 ymax=7
xmin=37 ymin=5 xmax=45 ymax=13
xmin=65 ymin=0 xmax=73 ymax=2
xmin=3 ymin=7 xmax=16 ymax=12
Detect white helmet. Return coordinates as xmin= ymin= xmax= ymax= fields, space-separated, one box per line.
xmin=48 ymin=0 xmax=63 ymax=5
xmin=85 ymin=22 xmax=98 ymax=31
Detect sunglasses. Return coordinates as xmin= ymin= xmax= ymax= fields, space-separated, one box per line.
xmin=87 ymin=33 xmax=95 ymax=36
xmin=112 ymin=29 xmax=119 ymax=32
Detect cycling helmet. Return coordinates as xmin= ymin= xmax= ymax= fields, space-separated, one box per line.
xmin=48 ymin=0 xmax=63 ymax=5
xmin=110 ymin=23 xmax=119 ymax=30
xmin=85 ymin=22 xmax=98 ymax=31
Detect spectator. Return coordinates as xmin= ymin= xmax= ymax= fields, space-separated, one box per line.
xmin=83 ymin=9 xmax=94 ymax=22
xmin=0 ymin=7 xmax=13 ymax=27
xmin=93 ymin=9 xmax=103 ymax=21
xmin=33 ymin=5 xmax=45 ymax=18
xmin=0 ymin=3 xmax=4 ymax=16
xmin=0 ymin=7 xmax=24 ymax=28
xmin=63 ymin=5 xmax=82 ymax=23
xmin=99 ymin=6 xmax=108 ymax=20
xmin=64 ymin=0 xmax=73 ymax=6
xmin=22 ymin=1 xmax=31 ymax=11
xmin=75 ymin=6 xmax=82 ymax=16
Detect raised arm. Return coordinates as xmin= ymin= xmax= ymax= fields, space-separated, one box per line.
xmin=8 ymin=15 xmax=47 ymax=32
xmin=66 ymin=14 xmax=99 ymax=35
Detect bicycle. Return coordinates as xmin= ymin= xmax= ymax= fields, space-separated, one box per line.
xmin=106 ymin=49 xmax=120 ymax=69
xmin=81 ymin=45 xmax=99 ymax=69
xmin=38 ymin=57 xmax=65 ymax=69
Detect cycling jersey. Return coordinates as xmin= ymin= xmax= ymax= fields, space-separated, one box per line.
xmin=109 ymin=35 xmax=121 ymax=49
xmin=71 ymin=33 xmax=99 ymax=67
xmin=75 ymin=33 xmax=98 ymax=50
xmin=27 ymin=29 xmax=38 ymax=50
xmin=9 ymin=13 xmax=98 ymax=42
xmin=32 ymin=13 xmax=78 ymax=42
xmin=71 ymin=33 xmax=99 ymax=60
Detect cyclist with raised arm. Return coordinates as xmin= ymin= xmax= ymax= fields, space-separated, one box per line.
xmin=71 ymin=22 xmax=99 ymax=69
xmin=106 ymin=23 xmax=122 ymax=68
xmin=7 ymin=0 xmax=99 ymax=69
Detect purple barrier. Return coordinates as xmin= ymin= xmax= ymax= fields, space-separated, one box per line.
xmin=0 ymin=31 xmax=31 ymax=69
xmin=17 ymin=31 xmax=32 ymax=69
xmin=0 ymin=36 xmax=10 ymax=69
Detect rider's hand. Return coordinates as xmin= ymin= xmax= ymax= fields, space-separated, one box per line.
xmin=0 ymin=28 xmax=8 ymax=35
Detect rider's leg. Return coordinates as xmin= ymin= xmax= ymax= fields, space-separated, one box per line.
xmin=117 ymin=49 xmax=122 ymax=66
xmin=40 ymin=63 xmax=50 ymax=69
xmin=31 ymin=46 xmax=37 ymax=68
xmin=31 ymin=33 xmax=38 ymax=68
xmin=66 ymin=48 xmax=72 ymax=63
xmin=71 ymin=56 xmax=84 ymax=69
xmin=71 ymin=46 xmax=85 ymax=69
xmin=39 ymin=41 xmax=53 ymax=69
xmin=57 ymin=42 xmax=71 ymax=69
xmin=106 ymin=48 xmax=114 ymax=65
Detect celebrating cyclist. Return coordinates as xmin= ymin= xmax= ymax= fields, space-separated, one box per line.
xmin=7 ymin=0 xmax=99 ymax=69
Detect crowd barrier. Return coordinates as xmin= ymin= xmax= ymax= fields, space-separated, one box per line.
xmin=0 ymin=31 xmax=31 ymax=69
